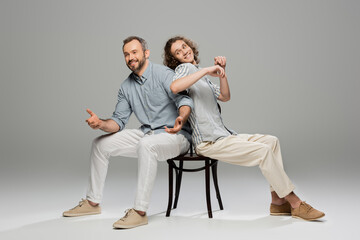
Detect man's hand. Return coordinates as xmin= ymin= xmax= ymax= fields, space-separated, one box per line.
xmin=206 ymin=65 xmax=225 ymax=78
xmin=214 ymin=56 xmax=226 ymax=69
xmin=86 ymin=109 xmax=102 ymax=130
xmin=165 ymin=116 xmax=184 ymax=134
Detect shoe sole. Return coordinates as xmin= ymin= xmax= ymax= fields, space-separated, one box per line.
xmin=63 ymin=212 xmax=101 ymax=217
xmin=113 ymin=222 xmax=148 ymax=229
xmin=292 ymin=213 xmax=325 ymax=221
xmin=270 ymin=213 xmax=291 ymax=216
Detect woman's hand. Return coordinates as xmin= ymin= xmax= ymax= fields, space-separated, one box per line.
xmin=206 ymin=65 xmax=225 ymax=78
xmin=214 ymin=56 xmax=226 ymax=69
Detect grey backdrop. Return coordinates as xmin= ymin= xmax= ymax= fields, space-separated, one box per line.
xmin=1 ymin=0 xmax=359 ymax=207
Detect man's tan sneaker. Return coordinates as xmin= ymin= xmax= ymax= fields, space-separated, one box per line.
xmin=270 ymin=202 xmax=291 ymax=216
xmin=291 ymin=201 xmax=325 ymax=221
xmin=113 ymin=208 xmax=148 ymax=229
xmin=63 ymin=199 xmax=101 ymax=217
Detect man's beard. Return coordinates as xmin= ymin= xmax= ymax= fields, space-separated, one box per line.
xmin=127 ymin=54 xmax=146 ymax=73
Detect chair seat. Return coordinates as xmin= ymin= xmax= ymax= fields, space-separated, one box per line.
xmin=170 ymin=153 xmax=212 ymax=160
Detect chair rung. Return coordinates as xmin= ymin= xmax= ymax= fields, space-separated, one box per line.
xmin=167 ymin=160 xmax=218 ymax=172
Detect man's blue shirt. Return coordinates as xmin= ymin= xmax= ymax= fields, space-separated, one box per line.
xmin=110 ymin=61 xmax=193 ymax=141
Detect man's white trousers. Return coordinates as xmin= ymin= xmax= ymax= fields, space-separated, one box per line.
xmin=86 ymin=129 xmax=189 ymax=211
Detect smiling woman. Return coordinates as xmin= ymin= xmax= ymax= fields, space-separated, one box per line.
xmin=162 ymin=35 xmax=325 ymax=221
xmin=163 ymin=36 xmax=200 ymax=70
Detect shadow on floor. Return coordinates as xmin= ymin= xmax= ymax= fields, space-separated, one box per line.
xmin=0 ymin=209 xmax=326 ymax=240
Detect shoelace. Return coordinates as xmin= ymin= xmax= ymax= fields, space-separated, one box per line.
xmin=301 ymin=202 xmax=313 ymax=213
xmin=120 ymin=209 xmax=133 ymax=221
xmin=70 ymin=199 xmax=86 ymax=210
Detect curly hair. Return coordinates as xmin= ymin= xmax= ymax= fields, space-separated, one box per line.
xmin=163 ymin=36 xmax=200 ymax=70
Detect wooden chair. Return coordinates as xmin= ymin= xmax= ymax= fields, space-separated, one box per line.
xmin=166 ymin=144 xmax=224 ymax=218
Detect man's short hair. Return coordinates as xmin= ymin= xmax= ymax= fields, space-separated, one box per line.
xmin=123 ymin=36 xmax=148 ymax=52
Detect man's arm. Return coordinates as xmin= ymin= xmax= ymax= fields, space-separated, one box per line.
xmin=162 ymin=67 xmax=193 ymax=134
xmin=109 ymin=87 xmax=133 ymax=131
xmin=165 ymin=105 xmax=191 ymax=134
xmin=86 ymin=109 xmax=120 ymax=133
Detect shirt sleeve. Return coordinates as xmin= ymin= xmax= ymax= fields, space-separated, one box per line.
xmin=207 ymin=79 xmax=221 ymax=99
xmin=173 ymin=63 xmax=196 ymax=94
xmin=110 ymin=87 xmax=132 ymax=130
xmin=173 ymin=63 xmax=190 ymax=81
xmin=163 ymin=67 xmax=194 ymax=110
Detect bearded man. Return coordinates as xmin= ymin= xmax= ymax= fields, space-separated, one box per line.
xmin=63 ymin=36 xmax=193 ymax=229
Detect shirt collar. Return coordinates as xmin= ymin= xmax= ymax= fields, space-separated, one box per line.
xmin=141 ymin=61 xmax=152 ymax=81
xmin=131 ymin=61 xmax=152 ymax=84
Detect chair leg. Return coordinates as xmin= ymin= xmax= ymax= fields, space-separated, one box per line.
xmin=173 ymin=160 xmax=183 ymax=209
xmin=205 ymin=160 xmax=213 ymax=218
xmin=211 ymin=160 xmax=224 ymax=210
xmin=166 ymin=160 xmax=174 ymax=217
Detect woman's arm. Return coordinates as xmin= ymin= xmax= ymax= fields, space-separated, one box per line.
xmin=170 ymin=64 xmax=225 ymax=94
xmin=217 ymin=74 xmax=230 ymax=102
xmin=214 ymin=56 xmax=230 ymax=102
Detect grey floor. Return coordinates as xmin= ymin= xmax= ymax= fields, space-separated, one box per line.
xmin=1 ymin=161 xmax=359 ymax=240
